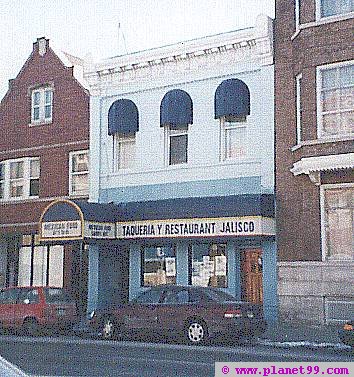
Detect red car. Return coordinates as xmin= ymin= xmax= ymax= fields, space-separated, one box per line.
xmin=0 ymin=286 xmax=77 ymax=335
xmin=78 ymin=285 xmax=267 ymax=345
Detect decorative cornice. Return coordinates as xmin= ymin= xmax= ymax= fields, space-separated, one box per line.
xmin=84 ymin=15 xmax=273 ymax=93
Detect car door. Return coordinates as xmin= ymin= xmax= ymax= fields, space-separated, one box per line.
xmin=158 ymin=288 xmax=191 ymax=333
xmin=123 ymin=289 xmax=163 ymax=332
xmin=14 ymin=288 xmax=40 ymax=327
xmin=0 ymin=288 xmax=18 ymax=329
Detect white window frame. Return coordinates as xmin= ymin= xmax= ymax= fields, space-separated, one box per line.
xmin=69 ymin=150 xmax=89 ymax=197
xmin=295 ymin=0 xmax=300 ymax=30
xmin=113 ymin=133 xmax=136 ymax=172
xmin=31 ymin=86 xmax=53 ymax=125
xmin=296 ymin=73 xmax=303 ymax=144
xmin=220 ymin=117 xmax=247 ymax=162
xmin=0 ymin=162 xmax=5 ymax=200
xmin=315 ymin=0 xmax=354 ymax=21
xmin=164 ymin=125 xmax=189 ymax=166
xmin=320 ymin=182 xmax=354 ymax=262
xmin=316 ymin=60 xmax=354 ymax=139
xmin=0 ymin=157 xmax=40 ymax=201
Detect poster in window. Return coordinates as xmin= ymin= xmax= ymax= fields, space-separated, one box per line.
xmin=165 ymin=257 xmax=176 ymax=277
xmin=215 ymin=255 xmax=227 ymax=276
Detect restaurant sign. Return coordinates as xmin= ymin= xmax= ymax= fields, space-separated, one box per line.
xmin=41 ymin=220 xmax=82 ymax=239
xmin=116 ymin=216 xmax=275 ymax=239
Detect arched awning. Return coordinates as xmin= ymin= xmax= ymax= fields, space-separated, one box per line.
xmin=39 ymin=199 xmax=118 ymax=241
xmin=214 ymin=78 xmax=250 ymax=120
xmin=160 ymin=89 xmax=193 ymax=127
xmin=108 ymin=99 xmax=139 ymax=135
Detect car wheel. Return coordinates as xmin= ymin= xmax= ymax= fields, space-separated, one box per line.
xmin=101 ymin=317 xmax=119 ymax=340
xmin=185 ymin=319 xmax=208 ymax=345
xmin=23 ymin=318 xmax=40 ymax=337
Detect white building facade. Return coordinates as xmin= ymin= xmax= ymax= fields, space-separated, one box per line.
xmin=83 ymin=15 xmax=277 ymax=321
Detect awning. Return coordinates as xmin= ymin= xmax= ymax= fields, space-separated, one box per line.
xmin=39 ymin=199 xmax=119 ymax=241
xmin=290 ymin=153 xmax=354 ymax=185
xmin=160 ymin=89 xmax=193 ymax=127
xmin=39 ymin=195 xmax=275 ymax=242
xmin=108 ymin=99 xmax=139 ymax=135
xmin=214 ymin=78 xmax=250 ymax=119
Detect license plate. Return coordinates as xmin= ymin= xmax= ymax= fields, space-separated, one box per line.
xmin=57 ymin=308 xmax=66 ymax=316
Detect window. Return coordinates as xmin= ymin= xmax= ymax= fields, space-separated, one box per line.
xmin=114 ymin=133 xmax=136 ymax=170
xmin=165 ymin=125 xmax=188 ymax=165
xmin=296 ymin=74 xmax=303 ymax=144
xmin=322 ymin=185 xmax=353 ymax=261
xmin=133 ymin=289 xmax=163 ymax=304
xmin=318 ymin=62 xmax=354 ymax=138
xmin=17 ymin=235 xmax=64 ymax=287
xmin=0 ymin=163 xmax=5 ymax=199
xmin=69 ymin=150 xmax=89 ymax=196
xmin=189 ymin=244 xmax=227 ymax=288
xmin=17 ymin=288 xmax=39 ymax=304
xmin=162 ymin=290 xmax=189 ymax=304
xmin=0 ymin=157 xmax=40 ymax=201
xmin=31 ymin=87 xmax=53 ymax=124
xmin=221 ymin=118 xmax=247 ymax=160
xmin=318 ymin=0 xmax=353 ymax=18
xmin=142 ymin=246 xmax=176 ymax=287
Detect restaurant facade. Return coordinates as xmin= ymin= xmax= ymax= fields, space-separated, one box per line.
xmin=39 ymin=15 xmax=278 ymax=321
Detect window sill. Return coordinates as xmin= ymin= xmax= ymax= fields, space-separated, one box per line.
xmin=69 ymin=193 xmax=89 ymax=199
xmin=0 ymin=196 xmax=39 ymax=203
xmin=291 ymin=135 xmax=354 ymax=151
xmin=291 ymin=12 xmax=354 ymax=40
xmin=29 ymin=120 xmax=53 ymax=127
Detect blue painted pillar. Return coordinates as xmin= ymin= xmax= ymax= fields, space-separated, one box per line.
xmin=129 ymin=243 xmax=142 ymax=301
xmin=262 ymin=239 xmax=278 ymax=323
xmin=87 ymin=244 xmax=100 ymax=313
xmin=176 ymin=242 xmax=189 ymax=285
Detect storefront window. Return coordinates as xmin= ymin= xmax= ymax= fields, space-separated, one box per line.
xmin=142 ymin=245 xmax=176 ymax=286
xmin=189 ymin=244 xmax=227 ymax=288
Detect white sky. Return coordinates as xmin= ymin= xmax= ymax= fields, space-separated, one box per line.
xmin=0 ymin=0 xmax=274 ymax=99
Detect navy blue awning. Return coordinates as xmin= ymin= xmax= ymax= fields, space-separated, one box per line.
xmin=120 ymin=194 xmax=274 ymax=221
xmin=108 ymin=99 xmax=139 ymax=135
xmin=214 ymin=79 xmax=250 ymax=119
xmin=160 ymin=89 xmax=193 ymax=127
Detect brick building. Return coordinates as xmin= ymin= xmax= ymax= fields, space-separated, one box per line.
xmin=275 ymin=1 xmax=353 ymax=323
xmin=0 ymin=38 xmax=90 ymax=311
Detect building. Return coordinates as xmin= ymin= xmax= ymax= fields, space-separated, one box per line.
xmin=0 ymin=38 xmax=90 ymax=312
xmin=38 ymin=15 xmax=276 ymax=320
xmin=275 ymin=1 xmax=353 ymax=324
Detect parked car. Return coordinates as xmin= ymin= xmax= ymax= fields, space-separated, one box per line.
xmin=0 ymin=286 xmax=77 ymax=335
xmin=338 ymin=320 xmax=353 ymax=347
xmin=76 ymin=285 xmax=267 ymax=345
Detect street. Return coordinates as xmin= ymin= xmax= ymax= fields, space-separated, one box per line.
xmin=0 ymin=335 xmax=352 ymax=377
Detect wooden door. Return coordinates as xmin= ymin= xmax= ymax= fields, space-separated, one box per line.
xmin=241 ymin=249 xmax=263 ymax=304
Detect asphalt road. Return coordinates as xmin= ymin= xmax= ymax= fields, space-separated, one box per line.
xmin=0 ymin=335 xmax=352 ymax=377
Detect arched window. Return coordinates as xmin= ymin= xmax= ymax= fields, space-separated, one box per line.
xmin=215 ymin=79 xmax=250 ymax=161
xmin=160 ymin=89 xmax=193 ymax=165
xmin=108 ymin=99 xmax=139 ymax=170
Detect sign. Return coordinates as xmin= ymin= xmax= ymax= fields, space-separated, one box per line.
xmin=116 ymin=216 xmax=275 ymax=239
xmin=84 ymin=222 xmax=116 ymax=239
xmin=41 ymin=220 xmax=82 ymax=239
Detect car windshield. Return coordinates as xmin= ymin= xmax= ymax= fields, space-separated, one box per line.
xmin=203 ymin=288 xmax=237 ymax=303
xmin=132 ymin=289 xmax=162 ymax=304
xmin=44 ymin=288 xmax=74 ymax=304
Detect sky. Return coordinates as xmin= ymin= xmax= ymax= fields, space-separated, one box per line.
xmin=0 ymin=0 xmax=274 ymax=99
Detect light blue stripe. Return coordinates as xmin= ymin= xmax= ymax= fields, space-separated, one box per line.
xmin=101 ymin=176 xmax=263 ymax=203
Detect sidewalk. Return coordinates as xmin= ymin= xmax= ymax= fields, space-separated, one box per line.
xmin=260 ymin=321 xmax=343 ymax=346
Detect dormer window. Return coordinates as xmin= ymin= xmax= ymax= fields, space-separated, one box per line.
xmin=31 ymin=86 xmax=53 ymax=124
